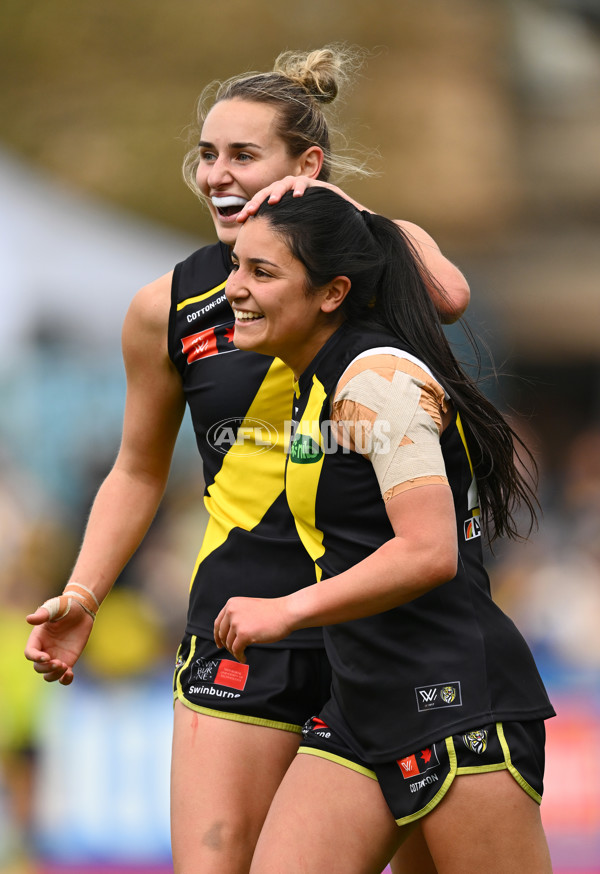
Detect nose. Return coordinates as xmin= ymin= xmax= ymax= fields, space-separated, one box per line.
xmin=206 ymin=154 xmax=233 ymax=189
xmin=225 ymin=268 xmax=249 ymax=304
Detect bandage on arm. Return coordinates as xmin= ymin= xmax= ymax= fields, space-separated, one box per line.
xmin=331 ymin=350 xmax=449 ymax=501
xmin=41 ymin=581 xmax=100 ymax=622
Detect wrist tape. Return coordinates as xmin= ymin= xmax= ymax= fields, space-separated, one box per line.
xmin=42 ymin=582 xmax=100 ymax=622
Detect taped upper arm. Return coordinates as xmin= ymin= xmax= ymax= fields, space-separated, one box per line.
xmin=332 ymin=351 xmax=448 ymax=501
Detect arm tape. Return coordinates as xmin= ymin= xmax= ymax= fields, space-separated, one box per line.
xmin=41 ymin=581 xmax=100 ymax=622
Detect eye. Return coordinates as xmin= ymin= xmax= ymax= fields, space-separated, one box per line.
xmin=254 ymin=267 xmax=272 ymax=279
xmin=199 ymin=148 xmax=217 ymax=162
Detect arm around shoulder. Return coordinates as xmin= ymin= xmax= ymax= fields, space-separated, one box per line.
xmin=395 ymin=220 xmax=470 ymax=323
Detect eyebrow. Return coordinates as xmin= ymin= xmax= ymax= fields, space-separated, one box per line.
xmin=231 ymin=252 xmax=281 ymax=269
xmin=198 ymin=140 xmax=265 ymax=151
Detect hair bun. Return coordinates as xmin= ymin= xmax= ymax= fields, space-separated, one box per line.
xmin=274 ymin=45 xmax=363 ymax=105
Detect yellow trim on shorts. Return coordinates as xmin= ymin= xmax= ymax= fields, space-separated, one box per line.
xmin=297 ymin=745 xmax=378 ymax=781
xmin=497 ymin=722 xmax=541 ymax=804
xmin=173 ymin=636 xmax=301 ymax=734
xmin=172 ymin=642 xmax=183 ymax=690
xmin=398 ymin=720 xmax=541 ymax=823
xmin=174 ymin=691 xmax=302 ymax=733
xmin=456 ymin=763 xmax=507 ymax=776
xmin=174 ymin=635 xmax=196 ymax=701
xmin=394 ymin=736 xmax=457 ymax=827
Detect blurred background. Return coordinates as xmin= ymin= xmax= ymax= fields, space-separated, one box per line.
xmin=1 ymin=0 xmax=599 ymax=871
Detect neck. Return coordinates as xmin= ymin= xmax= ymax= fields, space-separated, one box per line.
xmin=283 ymin=319 xmax=344 ymax=380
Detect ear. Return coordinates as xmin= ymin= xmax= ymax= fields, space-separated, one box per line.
xmin=321 ymin=276 xmax=351 ymax=313
xmin=297 ymin=146 xmax=324 ymax=180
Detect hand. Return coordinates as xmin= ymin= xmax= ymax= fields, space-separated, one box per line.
xmin=236 ymin=176 xmax=336 ymax=222
xmin=214 ymin=596 xmax=295 ymax=663
xmin=24 ymin=602 xmax=94 ymax=685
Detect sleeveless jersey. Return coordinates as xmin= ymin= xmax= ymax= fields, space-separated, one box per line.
xmin=286 ymin=323 xmax=554 ymax=762
xmin=168 ymin=242 xmax=322 ymax=646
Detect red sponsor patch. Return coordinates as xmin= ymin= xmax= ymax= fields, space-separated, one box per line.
xmin=182 ymin=327 xmax=218 ymax=362
xmin=181 ymin=322 xmax=236 ymax=364
xmin=215 ymin=660 xmax=249 ymax=691
xmin=397 ymin=754 xmax=420 ymax=778
xmin=397 ymin=746 xmax=439 ymax=779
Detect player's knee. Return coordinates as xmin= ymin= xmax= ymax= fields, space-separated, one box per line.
xmin=173 ymin=813 xmax=260 ymax=874
xmin=201 ymin=815 xmax=257 ymax=851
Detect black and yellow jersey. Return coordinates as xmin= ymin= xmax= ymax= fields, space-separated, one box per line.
xmin=287 ymin=323 xmax=554 ymax=762
xmin=168 ymin=242 xmax=322 ymax=646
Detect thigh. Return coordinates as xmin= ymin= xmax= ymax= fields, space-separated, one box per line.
xmin=390 ymin=825 xmax=437 ymax=874
xmin=422 ymin=770 xmax=553 ymax=874
xmin=250 ymin=753 xmax=407 ymax=874
xmin=171 ymin=700 xmax=300 ymax=874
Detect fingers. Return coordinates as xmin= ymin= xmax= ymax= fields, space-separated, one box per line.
xmin=225 ymin=626 xmax=247 ymax=664
xmin=29 ymin=656 xmax=71 ymax=683
xmin=24 ymin=644 xmax=48 ymax=664
xmin=214 ymin=604 xmax=247 ymax=664
xmin=24 ymin=611 xmax=78 ymax=684
xmin=213 ymin=608 xmax=226 ymax=648
xmin=237 ymin=177 xmax=311 ymax=222
xmin=25 ymin=606 xmax=51 ymax=626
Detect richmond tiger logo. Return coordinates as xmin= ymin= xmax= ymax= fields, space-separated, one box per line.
xmin=440 ymin=685 xmax=457 ymax=704
xmin=463 ymin=729 xmax=488 ymax=755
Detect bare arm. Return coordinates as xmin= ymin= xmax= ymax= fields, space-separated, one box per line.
xmin=237 ymin=176 xmax=470 ymax=323
xmin=392 ymin=219 xmax=470 ymax=323
xmin=25 ymin=270 xmax=186 ymax=683
xmin=214 ymin=483 xmax=458 ymax=663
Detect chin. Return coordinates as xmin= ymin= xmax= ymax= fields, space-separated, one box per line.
xmin=232 ymin=332 xmax=255 ymax=352
xmin=211 ymin=216 xmax=241 ymax=246
xmin=234 ymin=333 xmax=271 ymax=358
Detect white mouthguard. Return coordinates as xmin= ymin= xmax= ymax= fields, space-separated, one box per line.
xmin=211 ymin=196 xmax=247 ymax=208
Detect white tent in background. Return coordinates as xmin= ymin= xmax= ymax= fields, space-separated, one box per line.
xmin=0 ymin=148 xmax=199 ymax=360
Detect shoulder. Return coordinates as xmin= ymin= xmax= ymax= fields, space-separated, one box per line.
xmin=335 ymin=349 xmax=445 ymax=403
xmin=122 ymin=270 xmax=174 ymax=363
xmin=126 ymin=270 xmax=173 ymax=332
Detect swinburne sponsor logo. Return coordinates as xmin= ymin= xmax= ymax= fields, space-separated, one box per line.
xmin=188 ymin=659 xmax=249 ymax=700
xmin=189 ymin=685 xmax=241 ymax=699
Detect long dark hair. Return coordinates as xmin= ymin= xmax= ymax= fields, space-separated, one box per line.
xmin=255 ymin=187 xmax=538 ymax=544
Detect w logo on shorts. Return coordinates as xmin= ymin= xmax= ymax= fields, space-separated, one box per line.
xmin=397 ymin=745 xmax=440 ymax=779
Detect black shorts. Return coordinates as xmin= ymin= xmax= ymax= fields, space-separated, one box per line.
xmin=173 ymin=633 xmax=332 ymax=732
xmin=300 ymin=714 xmax=546 ymax=826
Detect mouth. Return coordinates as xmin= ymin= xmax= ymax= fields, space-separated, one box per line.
xmin=233 ymin=308 xmax=264 ymax=323
xmin=211 ymin=195 xmax=248 ymax=220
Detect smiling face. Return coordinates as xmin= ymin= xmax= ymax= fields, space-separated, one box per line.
xmin=226 ymin=216 xmax=347 ymax=377
xmin=196 ymin=98 xmax=309 ymax=246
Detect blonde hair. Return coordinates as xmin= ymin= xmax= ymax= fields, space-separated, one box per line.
xmin=182 ymin=44 xmax=371 ymax=199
